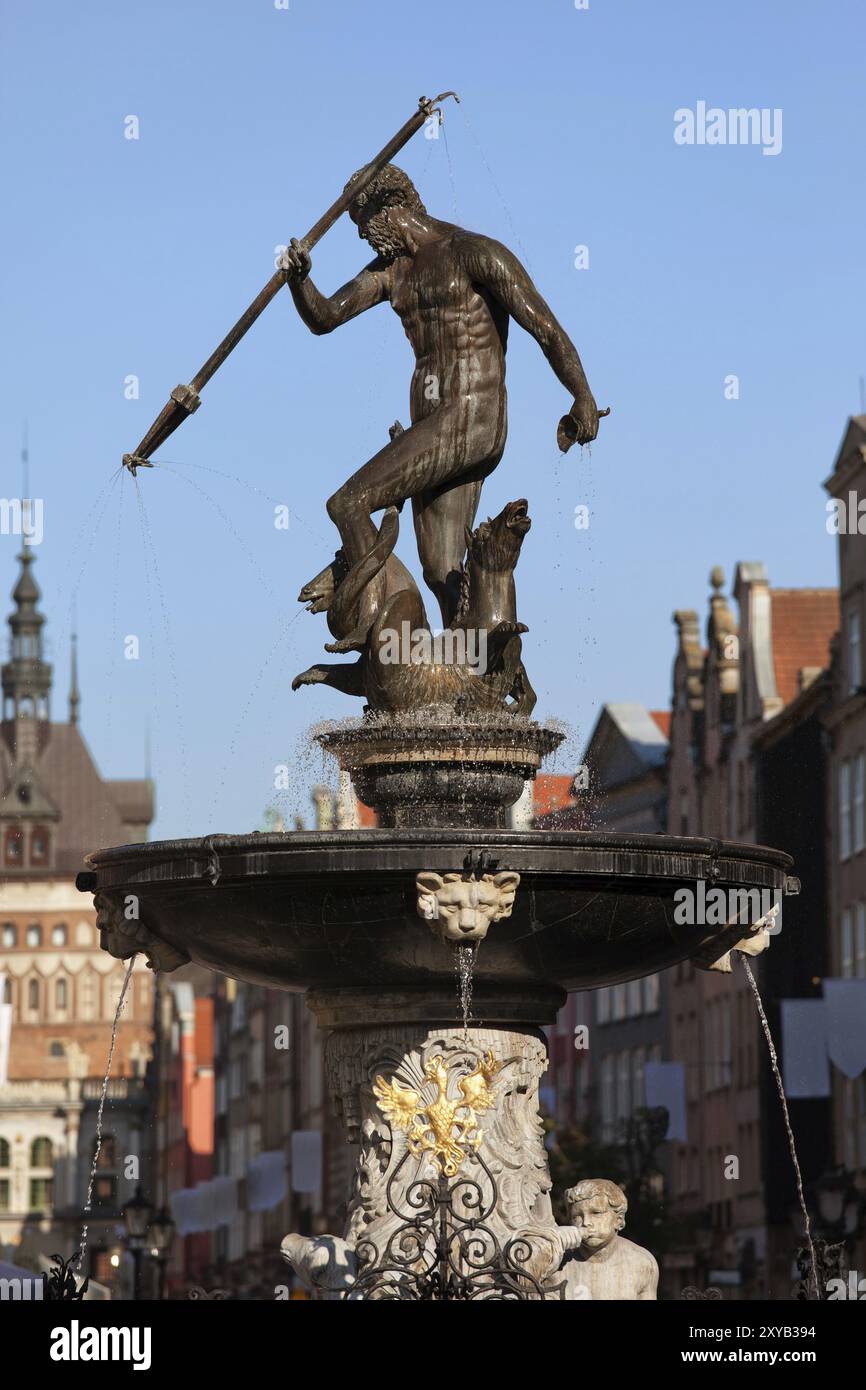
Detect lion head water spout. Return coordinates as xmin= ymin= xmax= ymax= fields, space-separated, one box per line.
xmin=416 ymin=863 xmax=520 ymax=943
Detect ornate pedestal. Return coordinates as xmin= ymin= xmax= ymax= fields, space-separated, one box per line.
xmin=281 ymin=992 xmax=576 ymax=1300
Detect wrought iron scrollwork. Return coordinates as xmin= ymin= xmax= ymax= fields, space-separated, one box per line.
xmin=348 ymin=1149 xmax=564 ymax=1301
xmin=44 ymin=1253 xmax=89 ymax=1301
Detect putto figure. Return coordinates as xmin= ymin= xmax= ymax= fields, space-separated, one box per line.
xmin=560 ymin=1179 xmax=659 ymax=1300
xmin=282 ymin=164 xmax=601 ymax=632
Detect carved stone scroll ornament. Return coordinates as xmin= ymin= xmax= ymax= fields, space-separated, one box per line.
xmin=415 ymin=869 xmax=520 ymax=944
xmin=93 ymin=890 xmax=190 ymax=973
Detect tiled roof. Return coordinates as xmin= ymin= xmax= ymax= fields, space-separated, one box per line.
xmin=769 ymin=589 xmax=839 ymax=706
xmin=650 ymin=710 xmax=672 ymax=738
xmin=533 ymin=774 xmax=575 ymax=818
xmin=604 ymin=702 xmax=668 ymax=768
xmin=0 ymin=719 xmax=153 ymax=870
xmin=532 ymin=801 xmax=590 ymax=831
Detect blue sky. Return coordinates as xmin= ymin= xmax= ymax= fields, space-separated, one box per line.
xmin=1 ymin=0 xmax=864 ymax=839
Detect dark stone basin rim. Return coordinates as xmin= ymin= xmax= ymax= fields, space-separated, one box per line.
xmin=81 ymin=829 xmax=794 ymax=892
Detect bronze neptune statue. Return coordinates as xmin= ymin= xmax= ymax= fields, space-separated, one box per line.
xmin=121 ymin=94 xmax=604 ymax=716
xmin=283 ymin=163 xmax=603 ymax=710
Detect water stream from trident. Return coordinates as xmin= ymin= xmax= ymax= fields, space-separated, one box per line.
xmin=740 ymin=957 xmax=821 ymax=1298
xmin=455 ymin=945 xmax=476 ymax=1039
xmin=75 ymin=955 xmax=137 ymax=1273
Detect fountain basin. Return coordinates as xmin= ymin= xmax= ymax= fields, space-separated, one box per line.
xmin=80 ymin=829 xmax=795 ymax=1019
xmin=317 ymin=716 xmax=564 ymax=828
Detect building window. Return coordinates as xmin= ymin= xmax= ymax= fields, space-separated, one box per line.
xmin=0 ymin=1180 xmax=9 ymax=1211
xmin=26 ymin=923 xmax=41 ymax=948
xmin=30 ymin=826 xmax=50 ymax=866
xmin=721 ymin=997 xmax=732 ymax=1086
xmin=596 ymin=988 xmax=611 ymax=1024
xmin=55 ymin=978 xmax=68 ymax=1010
xmin=229 ymin=1055 xmax=245 ymax=1100
xmin=842 ymin=908 xmax=854 ymax=978
xmin=1 ymin=923 xmax=15 ymax=948
xmin=89 ymin=1248 xmax=113 ymax=1282
xmin=95 ymin=1135 xmax=117 ymax=1169
xmin=612 ymin=985 xmax=627 ymax=1022
xmin=632 ymin=1046 xmax=646 ymax=1109
xmin=840 ymin=762 xmax=852 ymax=860
xmin=28 ymin=979 xmax=40 ymax=1012
xmin=856 ymin=756 xmax=866 ymax=855
xmin=49 ymin=1041 xmax=65 ymax=1058
xmin=845 ymin=1077 xmax=858 ymax=1170
xmin=600 ymin=1056 xmax=615 ymax=1140
xmin=643 ymin=974 xmax=660 ymax=1013
xmin=849 ymin=609 xmax=862 ymax=694
xmin=51 ymin=923 xmax=67 ymax=946
xmin=30 ymin=1137 xmax=53 ymax=1167
xmin=0 ymin=1138 xmax=9 ymax=1166
xmin=79 ymin=972 xmax=97 ymax=1021
xmin=616 ymin=1051 xmax=631 ymax=1122
xmin=627 ymin=978 xmax=642 ymax=1017
xmin=856 ymin=903 xmax=866 ymax=979
xmin=735 ymin=761 xmax=750 ymax=833
xmin=4 ymin=828 xmax=24 ymax=865
xmin=28 ymin=1178 xmax=53 ymax=1210
xmin=94 ymin=1176 xmax=117 ymax=1207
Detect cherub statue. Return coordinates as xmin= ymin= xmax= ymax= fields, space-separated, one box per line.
xmin=559 ymin=1179 xmax=659 ymax=1300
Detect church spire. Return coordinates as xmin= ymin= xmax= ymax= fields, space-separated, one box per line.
xmin=2 ymin=544 xmax=53 ymax=725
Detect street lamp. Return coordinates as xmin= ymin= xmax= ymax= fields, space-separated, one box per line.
xmin=812 ymin=1167 xmax=864 ymax=1241
xmin=815 ymin=1170 xmax=845 ymax=1228
xmin=122 ymin=1186 xmax=153 ymax=1301
xmin=149 ymin=1206 xmax=175 ymax=1300
xmin=789 ymin=1167 xmax=866 ymax=1297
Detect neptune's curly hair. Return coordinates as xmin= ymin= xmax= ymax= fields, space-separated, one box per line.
xmin=344 ymin=163 xmax=426 ymax=222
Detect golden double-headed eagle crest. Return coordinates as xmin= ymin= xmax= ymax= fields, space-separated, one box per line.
xmin=373 ymin=1050 xmax=502 ymax=1177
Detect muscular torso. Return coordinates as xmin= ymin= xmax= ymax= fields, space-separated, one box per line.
xmin=387 ymin=229 xmax=509 ymax=428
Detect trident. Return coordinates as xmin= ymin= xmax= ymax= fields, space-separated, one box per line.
xmin=122 ymin=92 xmax=459 ymax=476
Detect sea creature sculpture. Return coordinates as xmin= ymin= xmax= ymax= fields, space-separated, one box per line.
xmin=293 ymin=499 xmax=535 ymax=714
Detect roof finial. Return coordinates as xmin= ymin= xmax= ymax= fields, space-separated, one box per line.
xmin=21 ymin=424 xmax=31 ymax=556
xmin=22 ymin=422 xmax=29 ymax=501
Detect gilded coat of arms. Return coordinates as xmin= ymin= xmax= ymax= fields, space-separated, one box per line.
xmin=373 ymin=1050 xmax=502 ymax=1177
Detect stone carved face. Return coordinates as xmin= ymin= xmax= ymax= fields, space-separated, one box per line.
xmin=415 ymin=871 xmax=520 ymax=944
xmin=565 ymin=1180 xmax=627 ymax=1252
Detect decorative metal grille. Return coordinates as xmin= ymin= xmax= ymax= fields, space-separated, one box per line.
xmin=348 ymin=1149 xmax=564 ymax=1301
